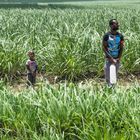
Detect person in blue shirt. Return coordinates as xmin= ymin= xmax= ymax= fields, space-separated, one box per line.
xmin=102 ymin=19 xmax=124 ymax=86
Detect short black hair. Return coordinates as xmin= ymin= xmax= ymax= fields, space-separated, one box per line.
xmin=109 ymin=19 xmax=118 ymax=26
xmin=28 ymin=50 xmax=35 ymax=56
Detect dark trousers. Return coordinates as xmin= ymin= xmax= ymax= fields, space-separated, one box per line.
xmin=27 ymin=73 xmax=36 ymax=86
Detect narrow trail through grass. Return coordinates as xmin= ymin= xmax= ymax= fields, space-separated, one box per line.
xmin=9 ymin=74 xmax=140 ymax=93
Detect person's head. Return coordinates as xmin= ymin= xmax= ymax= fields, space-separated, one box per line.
xmin=109 ymin=19 xmax=119 ymax=31
xmin=28 ymin=50 xmax=35 ymax=60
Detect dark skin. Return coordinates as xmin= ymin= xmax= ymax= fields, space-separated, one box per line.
xmin=102 ymin=21 xmax=124 ymax=64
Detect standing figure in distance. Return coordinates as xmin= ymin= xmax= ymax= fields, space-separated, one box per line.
xmin=102 ymin=19 xmax=124 ymax=86
xmin=26 ymin=50 xmax=38 ymax=87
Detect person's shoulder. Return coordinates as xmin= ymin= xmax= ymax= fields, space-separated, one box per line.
xmin=103 ymin=32 xmax=110 ymax=36
xmin=103 ymin=32 xmax=110 ymax=41
xmin=117 ymin=32 xmax=124 ymax=40
xmin=34 ymin=60 xmax=37 ymax=64
xmin=26 ymin=59 xmax=30 ymax=65
xmin=117 ymin=32 xmax=124 ymax=36
xmin=31 ymin=60 xmax=37 ymax=65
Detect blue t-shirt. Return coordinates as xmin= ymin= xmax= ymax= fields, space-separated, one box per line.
xmin=103 ymin=32 xmax=124 ymax=58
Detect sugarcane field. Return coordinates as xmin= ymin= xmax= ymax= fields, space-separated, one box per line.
xmin=0 ymin=0 xmax=140 ymax=139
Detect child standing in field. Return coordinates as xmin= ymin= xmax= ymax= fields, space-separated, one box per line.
xmin=26 ymin=50 xmax=38 ymax=86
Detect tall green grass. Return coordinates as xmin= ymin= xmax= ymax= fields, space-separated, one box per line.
xmin=0 ymin=5 xmax=140 ymax=80
xmin=0 ymin=81 xmax=139 ymax=139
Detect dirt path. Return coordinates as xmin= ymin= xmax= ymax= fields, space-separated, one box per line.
xmin=9 ymin=74 xmax=140 ymax=93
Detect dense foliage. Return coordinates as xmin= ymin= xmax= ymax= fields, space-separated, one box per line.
xmin=0 ymin=2 xmax=139 ymax=139
xmin=0 ymin=81 xmax=140 ymax=139
xmin=0 ymin=4 xmax=140 ymax=80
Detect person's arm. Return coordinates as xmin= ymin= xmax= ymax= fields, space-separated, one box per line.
xmin=117 ymin=34 xmax=124 ymax=61
xmin=32 ymin=63 xmax=38 ymax=77
xmin=26 ymin=65 xmax=30 ymax=71
xmin=34 ymin=64 xmax=38 ymax=73
xmin=26 ymin=61 xmax=31 ymax=72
